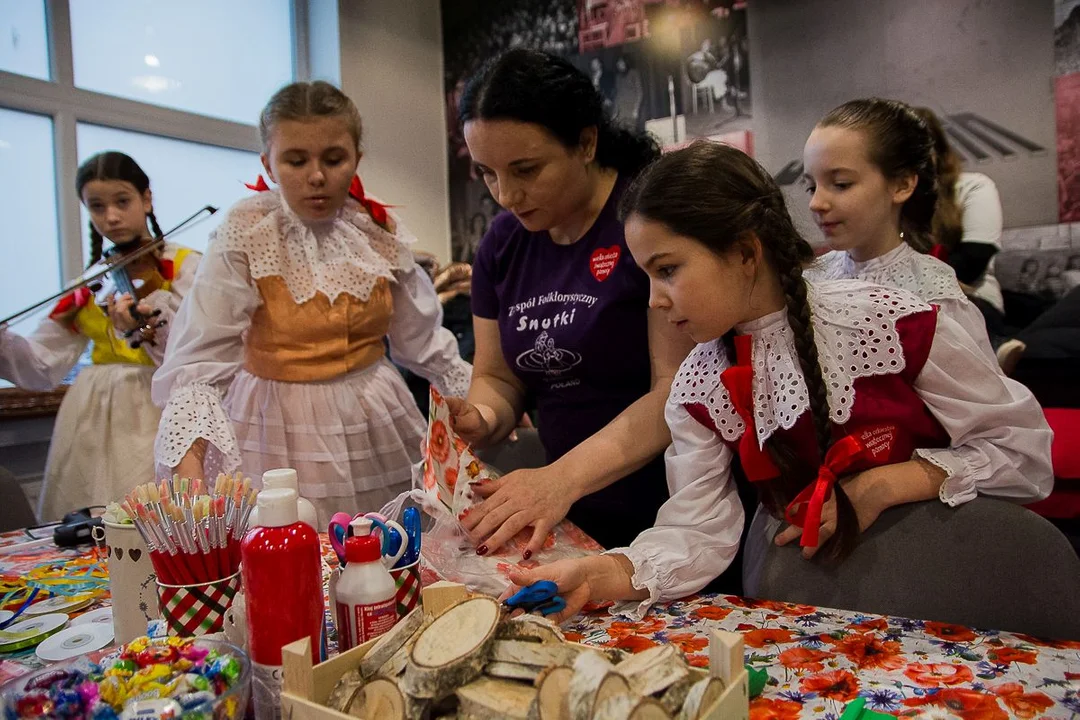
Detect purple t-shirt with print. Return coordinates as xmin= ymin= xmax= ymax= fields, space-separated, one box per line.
xmin=471 ymin=179 xmax=668 ymax=548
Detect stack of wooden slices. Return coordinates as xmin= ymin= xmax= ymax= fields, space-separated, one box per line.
xmin=322 ymin=591 xmax=739 ymax=720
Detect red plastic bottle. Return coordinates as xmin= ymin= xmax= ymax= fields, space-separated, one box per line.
xmin=242 ymin=488 xmax=324 ymax=720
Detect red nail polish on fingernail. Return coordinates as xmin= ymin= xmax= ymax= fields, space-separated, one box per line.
xmin=477 ymin=545 xmax=488 ymax=556
xmin=523 ymin=550 xmax=532 ymax=560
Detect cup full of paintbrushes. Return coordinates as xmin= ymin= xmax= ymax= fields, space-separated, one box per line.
xmin=123 ymin=474 xmax=258 ymax=636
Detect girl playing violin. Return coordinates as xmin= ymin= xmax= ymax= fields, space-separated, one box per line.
xmin=0 ymin=152 xmax=200 ymax=521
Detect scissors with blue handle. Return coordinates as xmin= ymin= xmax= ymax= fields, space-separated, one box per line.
xmin=328 ymin=512 xmax=405 ymax=568
xmin=503 ymin=580 xmax=566 ymax=617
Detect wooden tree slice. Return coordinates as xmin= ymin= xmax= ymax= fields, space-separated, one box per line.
xmin=486 ymin=660 xmax=544 ymax=683
xmin=496 ymin=614 xmax=567 ymax=644
xmin=658 ymin=677 xmax=692 ymax=715
xmin=456 ymin=676 xmax=538 ymax=719
xmin=403 ymin=596 xmax=501 ymax=699
xmin=593 ymin=695 xmax=672 ymax=720
xmin=568 ymin=651 xmax=629 ymax=720
xmin=492 ymin=639 xmax=585 ymax=667
xmin=675 ymin=677 xmax=726 ymax=720
xmin=346 ymin=677 xmax=406 ymax=719
xmin=616 ymin=645 xmax=689 ymax=697
xmin=378 ymin=642 xmax=412 ymax=679
xmin=533 ymin=665 xmax=572 ymax=720
xmin=327 ymin=668 xmax=363 ymax=712
xmin=360 ymin=605 xmax=425 ymax=678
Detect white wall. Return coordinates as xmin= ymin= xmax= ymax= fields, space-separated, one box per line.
xmin=335 ymin=0 xmax=452 ymax=262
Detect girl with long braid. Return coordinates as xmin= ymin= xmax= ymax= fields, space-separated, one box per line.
xmin=506 ymin=142 xmax=1052 ymax=622
xmin=0 ymin=152 xmax=200 ymax=521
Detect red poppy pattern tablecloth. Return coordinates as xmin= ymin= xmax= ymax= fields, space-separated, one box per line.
xmin=2 ymin=531 xmax=1077 ymax=718
xmin=566 ymin=593 xmax=1080 ymax=719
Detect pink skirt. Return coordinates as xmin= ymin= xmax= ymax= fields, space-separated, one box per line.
xmin=224 ymin=358 xmax=425 ymax=526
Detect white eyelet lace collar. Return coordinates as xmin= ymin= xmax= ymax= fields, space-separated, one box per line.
xmin=216 ymin=190 xmax=415 ymax=305
xmin=809 ymin=243 xmax=966 ymax=304
xmin=668 ymin=280 xmax=933 ymax=448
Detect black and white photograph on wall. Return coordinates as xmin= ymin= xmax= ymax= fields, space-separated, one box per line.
xmin=442 ymin=0 xmax=579 ymax=262
xmin=441 ymin=0 xmax=753 ymax=261
xmin=1056 ymin=0 xmax=1080 ymax=76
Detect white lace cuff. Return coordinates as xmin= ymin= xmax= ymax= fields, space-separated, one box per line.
xmin=915 ymin=447 xmax=989 ymax=507
xmin=155 ymin=382 xmax=241 ymax=473
xmin=602 ymin=547 xmax=663 ymax=621
xmin=432 ymin=357 xmax=473 ymax=398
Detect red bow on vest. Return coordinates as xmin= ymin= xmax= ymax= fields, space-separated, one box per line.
xmin=929 ymin=244 xmax=949 ymax=262
xmin=49 ymin=287 xmax=93 ymax=320
xmin=244 ymin=175 xmax=392 ymax=230
xmin=783 ymin=433 xmax=872 ymax=548
xmin=719 ymin=334 xmax=781 ymax=482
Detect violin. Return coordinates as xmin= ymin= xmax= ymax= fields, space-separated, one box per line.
xmin=0 ymin=206 xmax=217 ymax=336
xmin=96 ymin=237 xmax=171 ymax=348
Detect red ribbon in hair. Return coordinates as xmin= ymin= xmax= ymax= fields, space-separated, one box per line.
xmin=244 ymin=175 xmax=271 ymax=192
xmin=244 ymin=174 xmax=392 ymax=229
xmin=348 ymin=176 xmax=391 ymax=229
xmin=929 ymin=243 xmax=949 ymax=262
xmin=783 ymin=433 xmax=872 ymax=548
xmin=719 ymin=334 xmax=780 ymax=482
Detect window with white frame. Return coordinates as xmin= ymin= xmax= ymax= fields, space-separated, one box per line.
xmin=0 ymin=0 xmax=316 ymax=332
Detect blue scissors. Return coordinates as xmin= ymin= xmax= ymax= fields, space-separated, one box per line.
xmin=503 ymin=580 xmax=566 ymax=617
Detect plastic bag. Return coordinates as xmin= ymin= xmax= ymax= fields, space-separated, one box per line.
xmin=380 ymin=387 xmax=603 ymax=596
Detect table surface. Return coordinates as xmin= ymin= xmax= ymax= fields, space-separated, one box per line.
xmin=0 ymin=527 xmax=1077 ymax=719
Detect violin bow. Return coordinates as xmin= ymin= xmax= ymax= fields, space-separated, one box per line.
xmin=0 ymin=205 xmax=217 ymax=329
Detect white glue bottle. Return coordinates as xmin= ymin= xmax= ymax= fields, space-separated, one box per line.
xmin=248 ymin=468 xmax=318 ymax=529
xmin=335 ymin=533 xmax=397 ymax=651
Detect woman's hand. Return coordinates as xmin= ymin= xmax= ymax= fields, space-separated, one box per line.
xmin=774 ymin=470 xmax=887 ymax=559
xmin=462 ymin=466 xmax=577 ymax=559
xmin=445 ymin=397 xmax=494 ymax=446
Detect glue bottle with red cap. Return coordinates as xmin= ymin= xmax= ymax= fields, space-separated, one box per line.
xmin=335 ymin=532 xmax=397 ymax=651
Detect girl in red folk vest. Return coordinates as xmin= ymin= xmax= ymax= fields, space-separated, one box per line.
xmin=507 ymin=142 xmax=1052 ymax=621
xmin=0 ymin=152 xmax=199 ymax=520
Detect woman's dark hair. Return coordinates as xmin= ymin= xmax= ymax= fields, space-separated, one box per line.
xmin=912 ymin=107 xmax=965 ymax=250
xmin=818 ymin=98 xmax=939 ymax=252
xmin=76 ymin=151 xmax=161 ymax=267
xmin=621 ymin=140 xmax=859 ymax=561
xmin=458 ymin=48 xmax=659 ymax=176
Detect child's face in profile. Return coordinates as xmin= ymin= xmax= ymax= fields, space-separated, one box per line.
xmin=625 ymin=214 xmax=758 ymax=343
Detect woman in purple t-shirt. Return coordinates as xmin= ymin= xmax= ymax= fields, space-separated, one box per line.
xmin=448 ymin=49 xmax=694 ymax=556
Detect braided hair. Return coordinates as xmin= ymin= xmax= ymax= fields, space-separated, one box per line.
xmin=75 ymin=152 xmax=159 ymax=267
xmin=621 ymin=140 xmax=860 ymax=561
xmin=818 ymin=98 xmax=939 ymax=253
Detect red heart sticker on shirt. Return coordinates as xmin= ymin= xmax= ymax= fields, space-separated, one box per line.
xmin=590 ymin=246 xmax=621 ymax=282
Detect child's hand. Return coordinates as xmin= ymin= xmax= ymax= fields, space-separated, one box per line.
xmin=445 ymin=397 xmax=492 ymax=445
xmin=774 ymin=471 xmax=886 ymax=559
xmin=106 ymin=293 xmax=152 ymax=334
xmin=504 ymin=555 xmax=629 ymax=625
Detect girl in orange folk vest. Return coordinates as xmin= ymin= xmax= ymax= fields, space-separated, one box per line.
xmin=152 ymin=82 xmax=471 ymax=525
xmin=0 ymin=152 xmax=200 ymax=521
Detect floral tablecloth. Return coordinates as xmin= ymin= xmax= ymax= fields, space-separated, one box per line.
xmin=568 ymin=594 xmax=1080 ymax=719
xmin=2 ymin=530 xmax=1077 ymax=718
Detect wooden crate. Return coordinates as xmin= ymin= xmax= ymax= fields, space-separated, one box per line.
xmin=281 ymin=582 xmax=749 ymax=719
